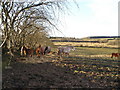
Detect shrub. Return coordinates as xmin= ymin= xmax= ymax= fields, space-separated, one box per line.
xmin=107 ymin=39 xmax=120 ymax=45
xmin=98 ymin=39 xmax=108 ymax=43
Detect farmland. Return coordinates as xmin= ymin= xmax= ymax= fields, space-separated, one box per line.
xmin=2 ymin=36 xmax=120 ymax=88
xmin=52 ymin=46 xmax=119 ymax=87
xmin=50 ymin=36 xmax=120 ymax=48
xmin=50 ymin=37 xmax=120 ymax=88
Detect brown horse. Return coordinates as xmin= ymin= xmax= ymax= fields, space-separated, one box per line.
xmin=36 ymin=45 xmax=51 ymax=57
xmin=111 ymin=53 xmax=120 ymax=58
xmin=36 ymin=45 xmax=42 ymax=57
xmin=21 ymin=46 xmax=34 ymax=57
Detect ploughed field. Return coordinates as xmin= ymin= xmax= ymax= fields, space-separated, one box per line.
xmin=2 ymin=46 xmax=120 ymax=88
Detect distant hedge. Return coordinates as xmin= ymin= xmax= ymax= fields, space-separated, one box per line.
xmin=107 ymin=39 xmax=120 ymax=45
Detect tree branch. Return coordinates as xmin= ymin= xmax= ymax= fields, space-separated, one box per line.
xmin=12 ymin=1 xmax=54 ymax=25
xmin=0 ymin=35 xmax=7 ymax=48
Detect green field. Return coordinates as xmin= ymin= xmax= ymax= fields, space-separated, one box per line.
xmin=51 ymin=43 xmax=119 ymax=88
xmin=71 ymin=47 xmax=118 ymax=55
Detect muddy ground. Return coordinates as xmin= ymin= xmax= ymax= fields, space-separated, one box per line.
xmin=2 ymin=55 xmax=119 ymax=89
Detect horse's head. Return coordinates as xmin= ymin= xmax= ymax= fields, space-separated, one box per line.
xmin=72 ymin=46 xmax=75 ymax=51
xmin=68 ymin=46 xmax=75 ymax=51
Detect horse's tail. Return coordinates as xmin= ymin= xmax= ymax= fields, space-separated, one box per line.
xmin=44 ymin=46 xmax=48 ymax=55
xmin=58 ymin=50 xmax=61 ymax=55
xmin=20 ymin=46 xmax=23 ymax=56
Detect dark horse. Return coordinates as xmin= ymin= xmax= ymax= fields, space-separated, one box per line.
xmin=111 ymin=53 xmax=120 ymax=58
xmin=21 ymin=46 xmax=34 ymax=57
xmin=36 ymin=45 xmax=51 ymax=57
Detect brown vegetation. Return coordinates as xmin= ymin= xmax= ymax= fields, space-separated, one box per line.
xmin=51 ymin=37 xmax=119 ymax=49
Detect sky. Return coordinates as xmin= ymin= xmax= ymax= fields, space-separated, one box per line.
xmin=49 ymin=0 xmax=119 ymax=38
xmin=0 ymin=0 xmax=119 ymax=38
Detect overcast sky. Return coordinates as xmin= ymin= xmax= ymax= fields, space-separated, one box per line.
xmin=49 ymin=0 xmax=119 ymax=38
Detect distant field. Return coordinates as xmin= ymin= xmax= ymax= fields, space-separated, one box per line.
xmin=71 ymin=47 xmax=118 ymax=56
xmin=50 ymin=37 xmax=120 ymax=49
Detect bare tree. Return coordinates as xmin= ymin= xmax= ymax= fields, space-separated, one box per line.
xmin=0 ymin=0 xmax=76 ymax=55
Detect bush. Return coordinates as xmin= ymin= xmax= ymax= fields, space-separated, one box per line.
xmin=107 ymin=39 xmax=120 ymax=45
xmin=98 ymin=39 xmax=108 ymax=43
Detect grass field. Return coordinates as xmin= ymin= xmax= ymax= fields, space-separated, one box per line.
xmin=50 ymin=37 xmax=120 ymax=87
xmin=51 ymin=44 xmax=119 ymax=88
xmin=2 ymin=37 xmax=120 ymax=88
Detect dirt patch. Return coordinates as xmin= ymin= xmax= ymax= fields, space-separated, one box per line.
xmin=2 ymin=55 xmax=119 ymax=89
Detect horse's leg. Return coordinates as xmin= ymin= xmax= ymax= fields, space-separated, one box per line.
xmin=29 ymin=50 xmax=32 ymax=57
xmin=111 ymin=54 xmax=113 ymax=58
xmin=30 ymin=54 xmax=32 ymax=57
xmin=41 ymin=49 xmax=45 ymax=55
xmin=111 ymin=53 xmax=115 ymax=58
xmin=31 ymin=50 xmax=34 ymax=57
xmin=20 ymin=46 xmax=23 ymax=56
xmin=117 ymin=53 xmax=120 ymax=57
xmin=44 ymin=47 xmax=47 ymax=55
xmin=36 ymin=49 xmax=40 ymax=57
xmin=37 ymin=52 xmax=40 ymax=57
xmin=116 ymin=54 xmax=119 ymax=58
xmin=43 ymin=48 xmax=46 ymax=55
xmin=66 ymin=53 xmax=69 ymax=56
xmin=24 ymin=50 xmax=27 ymax=57
xmin=65 ymin=52 xmax=69 ymax=57
xmin=58 ymin=50 xmax=61 ymax=55
xmin=21 ymin=51 xmax=24 ymax=56
xmin=29 ymin=52 xmax=32 ymax=57
xmin=57 ymin=50 xmax=62 ymax=59
xmin=20 ymin=50 xmax=23 ymax=56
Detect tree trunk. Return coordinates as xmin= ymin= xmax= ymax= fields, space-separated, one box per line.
xmin=6 ymin=36 xmax=14 ymax=57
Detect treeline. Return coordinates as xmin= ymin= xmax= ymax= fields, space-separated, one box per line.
xmin=0 ymin=0 xmax=74 ymax=56
xmin=49 ymin=37 xmax=76 ymax=39
xmin=89 ymin=36 xmax=120 ymax=39
xmin=50 ymin=36 xmax=120 ymax=39
xmin=51 ymin=40 xmax=99 ymax=43
xmin=50 ymin=36 xmax=120 ymax=46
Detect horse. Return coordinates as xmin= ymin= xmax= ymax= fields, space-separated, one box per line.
xmin=111 ymin=53 xmax=120 ymax=58
xmin=20 ymin=46 xmax=27 ymax=56
xmin=36 ymin=45 xmax=51 ymax=57
xmin=44 ymin=46 xmax=51 ymax=55
xmin=36 ymin=45 xmax=42 ymax=57
xmin=20 ymin=46 xmax=34 ymax=57
xmin=58 ymin=46 xmax=75 ymax=56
